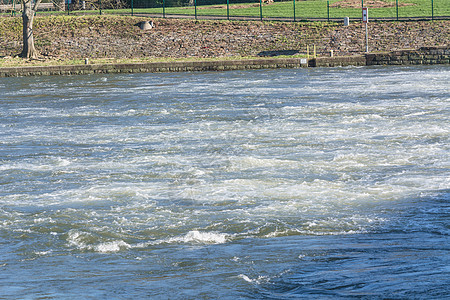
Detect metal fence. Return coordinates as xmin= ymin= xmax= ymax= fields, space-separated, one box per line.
xmin=1 ymin=0 xmax=448 ymax=21
xmin=0 ymin=0 xmax=64 ymax=13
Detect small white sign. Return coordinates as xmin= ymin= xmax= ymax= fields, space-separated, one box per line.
xmin=362 ymin=7 xmax=368 ymax=23
xmin=301 ymin=58 xmax=307 ymax=64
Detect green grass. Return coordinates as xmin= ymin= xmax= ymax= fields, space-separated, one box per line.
xmin=1 ymin=0 xmax=448 ymax=18
xmin=126 ymin=0 xmax=449 ymax=19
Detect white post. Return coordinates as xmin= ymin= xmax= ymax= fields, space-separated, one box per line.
xmin=365 ymin=23 xmax=369 ymax=53
xmin=362 ymin=7 xmax=369 ymax=53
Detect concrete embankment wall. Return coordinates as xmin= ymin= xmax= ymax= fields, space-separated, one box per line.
xmin=0 ymin=58 xmax=307 ymax=77
xmin=0 ymin=47 xmax=448 ymax=77
xmin=310 ymin=47 xmax=450 ymax=67
xmin=312 ymin=56 xmax=367 ymax=67
xmin=365 ymin=47 xmax=450 ymax=66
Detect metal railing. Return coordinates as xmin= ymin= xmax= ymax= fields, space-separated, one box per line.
xmin=1 ymin=0 xmax=448 ymax=21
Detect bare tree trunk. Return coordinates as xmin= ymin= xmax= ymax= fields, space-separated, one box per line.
xmin=21 ymin=0 xmax=41 ymax=59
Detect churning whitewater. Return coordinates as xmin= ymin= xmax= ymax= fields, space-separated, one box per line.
xmin=0 ymin=66 xmax=449 ymax=298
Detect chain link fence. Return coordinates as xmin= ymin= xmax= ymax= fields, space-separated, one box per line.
xmin=1 ymin=0 xmax=448 ymax=20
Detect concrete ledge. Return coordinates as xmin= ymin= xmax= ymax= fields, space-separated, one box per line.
xmin=0 ymin=58 xmax=309 ymax=77
xmin=1 ymin=48 xmax=448 ymax=77
xmin=313 ymin=56 xmax=366 ymax=67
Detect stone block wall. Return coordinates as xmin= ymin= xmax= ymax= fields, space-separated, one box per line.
xmin=366 ymin=46 xmax=450 ymax=66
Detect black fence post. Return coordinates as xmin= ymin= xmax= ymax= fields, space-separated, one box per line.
xmin=259 ymin=0 xmax=262 ymax=21
xmin=327 ymin=0 xmax=330 ymax=22
xmin=396 ymin=0 xmax=398 ymax=21
xmin=431 ymin=0 xmax=434 ymax=20
xmin=293 ymin=0 xmax=296 ymax=22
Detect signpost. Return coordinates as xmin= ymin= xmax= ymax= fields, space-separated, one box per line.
xmin=362 ymin=7 xmax=368 ymax=23
xmin=362 ymin=7 xmax=369 ymax=53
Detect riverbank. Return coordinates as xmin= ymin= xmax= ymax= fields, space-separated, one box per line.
xmin=1 ymin=16 xmax=449 ymax=59
xmin=1 ymin=47 xmax=448 ymax=77
xmin=0 ymin=15 xmax=448 ymax=76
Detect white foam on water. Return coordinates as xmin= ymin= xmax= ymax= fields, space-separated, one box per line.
xmin=66 ymin=229 xmax=131 ymax=253
xmin=66 ymin=230 xmax=92 ymax=250
xmin=238 ymin=274 xmax=270 ymax=285
xmin=94 ymin=241 xmax=131 ymax=253
xmin=1 ymin=67 xmax=449 ymax=250
xmin=0 ymin=157 xmax=73 ymax=172
xmin=166 ymin=230 xmax=229 ymax=245
xmin=33 ymin=250 xmax=53 ymax=256
xmin=228 ymin=156 xmax=302 ymax=171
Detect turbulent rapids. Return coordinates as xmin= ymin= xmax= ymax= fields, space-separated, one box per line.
xmin=0 ymin=65 xmax=449 ymax=298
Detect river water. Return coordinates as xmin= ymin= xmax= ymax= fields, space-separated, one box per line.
xmin=0 ymin=65 xmax=449 ymax=299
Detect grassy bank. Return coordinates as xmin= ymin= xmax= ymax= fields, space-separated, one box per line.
xmin=1 ymin=15 xmax=448 ymax=68
xmin=0 ymin=15 xmax=342 ymax=61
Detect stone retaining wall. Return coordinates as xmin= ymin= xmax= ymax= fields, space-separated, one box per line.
xmin=366 ymin=46 xmax=450 ymax=66
xmin=310 ymin=46 xmax=450 ymax=67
